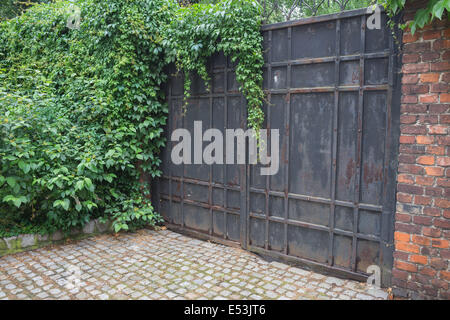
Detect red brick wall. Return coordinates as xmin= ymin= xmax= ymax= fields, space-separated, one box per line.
xmin=393 ymin=0 xmax=450 ymax=299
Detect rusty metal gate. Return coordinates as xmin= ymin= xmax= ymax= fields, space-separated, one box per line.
xmin=154 ymin=8 xmax=401 ymax=287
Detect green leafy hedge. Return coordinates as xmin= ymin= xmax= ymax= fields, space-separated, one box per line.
xmin=0 ymin=0 xmax=264 ymax=234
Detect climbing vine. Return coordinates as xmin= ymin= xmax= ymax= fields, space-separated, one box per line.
xmin=0 ymin=0 xmax=265 ymax=235
xmin=382 ymin=0 xmax=449 ymax=33
xmin=163 ymin=0 xmax=265 ymax=131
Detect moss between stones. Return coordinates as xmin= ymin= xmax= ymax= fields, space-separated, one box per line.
xmin=0 ymin=238 xmax=7 ymax=251
xmin=0 ymin=219 xmax=113 ymax=257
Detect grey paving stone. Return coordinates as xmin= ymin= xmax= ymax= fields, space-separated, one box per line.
xmin=0 ymin=229 xmax=386 ymax=300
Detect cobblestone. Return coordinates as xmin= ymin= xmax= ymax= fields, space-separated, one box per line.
xmin=0 ymin=229 xmax=388 ymax=300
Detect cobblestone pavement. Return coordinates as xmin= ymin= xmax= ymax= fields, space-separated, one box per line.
xmin=0 ymin=229 xmax=388 ymax=300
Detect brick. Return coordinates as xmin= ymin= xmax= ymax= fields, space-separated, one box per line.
xmin=437 ymin=178 xmax=450 ymax=187
xmin=431 ymin=279 xmax=448 ymax=290
xmin=421 ymin=52 xmax=440 ymax=62
xmin=413 ymin=215 xmax=433 ymax=226
xmin=416 ymin=135 xmax=434 ymax=144
xmin=414 ymin=195 xmax=432 ymax=206
xmin=403 ymin=54 xmax=420 ymax=63
xmin=440 ymin=93 xmax=450 ymax=103
xmin=397 ymin=184 xmax=423 ymax=195
xmin=403 ymin=33 xmax=420 ymax=43
xmin=424 ymin=166 xmax=444 ymax=176
xmin=399 ymin=135 xmax=415 ymax=144
xmin=430 ymin=258 xmax=448 ymax=270
xmin=443 ymin=50 xmax=450 ymax=61
xmin=400 ymin=145 xmax=426 ymax=154
xmin=395 ymin=260 xmax=418 ymax=273
xmin=443 ymin=72 xmax=450 ymax=83
xmin=429 ymin=104 xmax=449 ymax=113
xmin=419 ymin=73 xmax=440 ymax=83
xmin=402 ymin=74 xmax=419 ymax=84
xmin=422 ymin=30 xmax=441 ymax=40
xmin=404 ymin=42 xmax=431 ymax=53
xmin=432 ymin=239 xmax=449 ymax=248
xmin=401 ymin=95 xmax=419 ymax=104
xmin=410 ymin=255 xmax=428 ymax=264
xmin=394 ymin=231 xmax=410 ymax=242
xmin=396 ymin=212 xmax=412 ymax=222
xmin=401 ymin=103 xmax=426 ymax=112
xmin=423 ymin=207 xmax=441 ymax=217
xmin=442 ymin=292 xmax=450 ymax=300
xmin=417 ymin=155 xmax=434 ymax=165
xmin=418 ymin=114 xmax=439 ymax=124
xmin=429 ymin=125 xmax=447 ymax=135
xmin=435 ymin=218 xmax=450 ymax=229
xmin=392 ymin=268 xmax=409 ymax=281
xmin=431 ymin=61 xmax=450 ymax=72
xmin=436 ymin=136 xmax=450 ymax=145
xmin=416 ymin=176 xmax=434 ymax=186
xmin=423 ymin=286 xmax=439 ymax=298
xmin=441 ymin=114 xmax=450 ymax=123
xmin=402 ymin=84 xmax=429 ymax=94
xmin=402 ymin=63 xmax=430 ymax=74
xmin=399 ymin=154 xmax=417 ymax=163
xmin=414 ymin=273 xmax=432 ymax=285
xmin=396 ymin=241 xmax=420 ymax=254
xmin=400 ymin=115 xmax=417 ymax=124
xmin=423 ymin=227 xmax=441 ymax=238
xmin=435 ymin=198 xmax=450 ymax=209
xmin=433 ymin=39 xmax=450 ymax=50
xmin=398 ymin=174 xmax=414 ymax=184
xmin=395 ymin=222 xmax=421 ymax=234
xmin=440 ymin=271 xmax=450 ymax=281
xmin=421 ymin=267 xmax=437 ymax=277
xmin=444 ymin=187 xmax=450 ymax=198
xmin=402 ymin=125 xmax=427 ymax=135
xmin=441 ymin=249 xmax=450 ymax=259
xmin=397 ymin=192 xmax=413 ymax=203
xmin=406 ymin=281 xmax=421 ymax=292
xmin=426 ymin=146 xmax=445 ymax=155
xmin=425 ymin=187 xmax=443 ymax=197
xmin=394 ymin=250 xmax=410 ymax=262
xmin=430 ymin=83 xmax=449 ymax=93
xmin=397 ymin=203 xmax=422 ymax=214
xmin=437 ymin=157 xmax=450 ymax=166
xmin=419 ymin=94 xmax=438 ymax=103
xmin=399 ymin=163 xmax=424 ymax=175
xmin=412 ymin=235 xmax=432 ymax=246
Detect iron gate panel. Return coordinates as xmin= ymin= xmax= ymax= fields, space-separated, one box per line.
xmin=156 ymin=8 xmax=401 ymax=286
xmin=157 ymin=53 xmax=247 ymax=247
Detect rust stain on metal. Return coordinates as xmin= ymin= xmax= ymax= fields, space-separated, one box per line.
xmin=345 ymin=159 xmax=355 ymax=186
xmin=363 ymin=163 xmax=383 ymax=186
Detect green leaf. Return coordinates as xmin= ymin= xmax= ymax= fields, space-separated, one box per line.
xmin=62 ymin=199 xmax=70 ymax=211
xmin=18 ymin=160 xmax=30 ymax=173
xmin=3 ymin=195 xmax=27 ymax=208
xmin=5 ymin=177 xmax=16 ymax=188
xmin=432 ymin=0 xmax=447 ymax=19
xmin=84 ymin=177 xmax=94 ymax=192
xmin=75 ymin=180 xmax=84 ymax=191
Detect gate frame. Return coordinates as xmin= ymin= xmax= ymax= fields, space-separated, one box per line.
xmin=154 ymin=7 xmax=403 ymax=287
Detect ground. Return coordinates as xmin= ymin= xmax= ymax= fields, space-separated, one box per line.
xmin=0 ymin=229 xmax=388 ymax=300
